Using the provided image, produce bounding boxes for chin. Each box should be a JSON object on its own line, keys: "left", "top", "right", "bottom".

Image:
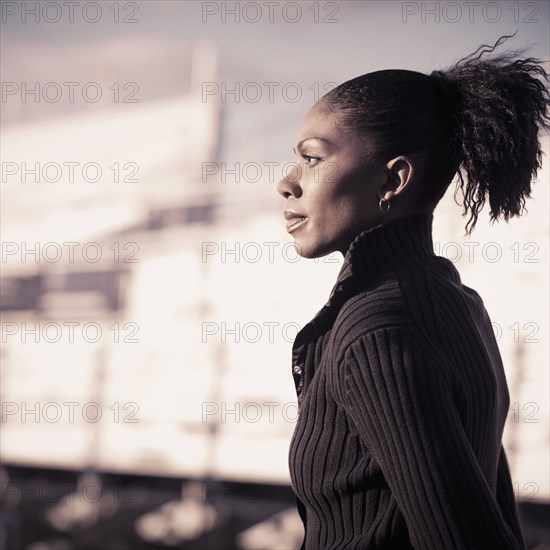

{"left": 293, "top": 237, "right": 335, "bottom": 260}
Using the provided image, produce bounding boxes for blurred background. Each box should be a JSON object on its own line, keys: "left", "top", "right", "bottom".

{"left": 0, "top": 1, "right": 548, "bottom": 549}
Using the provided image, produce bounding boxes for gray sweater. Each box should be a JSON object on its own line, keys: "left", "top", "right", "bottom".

{"left": 288, "top": 213, "right": 526, "bottom": 549}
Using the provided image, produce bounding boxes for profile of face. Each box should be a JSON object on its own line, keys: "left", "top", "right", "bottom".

{"left": 277, "top": 100, "right": 413, "bottom": 259}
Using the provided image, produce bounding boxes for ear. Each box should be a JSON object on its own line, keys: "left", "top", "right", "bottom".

{"left": 378, "top": 156, "right": 415, "bottom": 201}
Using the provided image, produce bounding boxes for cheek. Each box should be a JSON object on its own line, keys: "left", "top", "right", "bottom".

{"left": 307, "top": 191, "right": 363, "bottom": 246}
{"left": 313, "top": 173, "right": 381, "bottom": 245}
{"left": 317, "top": 165, "right": 371, "bottom": 216}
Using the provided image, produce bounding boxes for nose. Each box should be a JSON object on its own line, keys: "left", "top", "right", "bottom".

{"left": 276, "top": 163, "right": 302, "bottom": 199}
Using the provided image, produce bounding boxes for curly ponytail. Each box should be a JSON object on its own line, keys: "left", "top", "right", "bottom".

{"left": 432, "top": 33, "right": 550, "bottom": 233}
{"left": 323, "top": 33, "right": 550, "bottom": 234}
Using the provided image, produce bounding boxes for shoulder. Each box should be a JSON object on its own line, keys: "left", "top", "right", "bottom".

{"left": 329, "top": 274, "right": 413, "bottom": 365}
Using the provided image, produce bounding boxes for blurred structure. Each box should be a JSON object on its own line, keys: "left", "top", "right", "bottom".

{"left": 1, "top": 37, "right": 304, "bottom": 548}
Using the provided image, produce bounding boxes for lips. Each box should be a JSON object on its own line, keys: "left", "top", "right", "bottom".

{"left": 284, "top": 210, "right": 308, "bottom": 233}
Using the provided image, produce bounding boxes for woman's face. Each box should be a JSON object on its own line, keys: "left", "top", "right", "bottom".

{"left": 277, "top": 100, "right": 388, "bottom": 259}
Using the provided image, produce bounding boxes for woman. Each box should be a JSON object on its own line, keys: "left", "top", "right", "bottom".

{"left": 276, "top": 35, "right": 549, "bottom": 550}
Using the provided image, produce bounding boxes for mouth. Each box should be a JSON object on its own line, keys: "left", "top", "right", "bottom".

{"left": 286, "top": 217, "right": 308, "bottom": 233}
{"left": 284, "top": 210, "right": 308, "bottom": 234}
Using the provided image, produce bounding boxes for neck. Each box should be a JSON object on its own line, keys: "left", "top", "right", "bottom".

{"left": 332, "top": 212, "right": 436, "bottom": 294}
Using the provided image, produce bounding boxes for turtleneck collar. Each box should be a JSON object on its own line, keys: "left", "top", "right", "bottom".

{"left": 324, "top": 212, "right": 436, "bottom": 308}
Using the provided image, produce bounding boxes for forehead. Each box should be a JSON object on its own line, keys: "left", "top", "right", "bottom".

{"left": 296, "top": 100, "right": 345, "bottom": 145}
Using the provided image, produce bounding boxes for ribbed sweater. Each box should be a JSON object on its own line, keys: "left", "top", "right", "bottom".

{"left": 288, "top": 213, "right": 526, "bottom": 550}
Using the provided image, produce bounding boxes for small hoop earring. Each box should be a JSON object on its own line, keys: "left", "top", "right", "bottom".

{"left": 379, "top": 197, "right": 391, "bottom": 214}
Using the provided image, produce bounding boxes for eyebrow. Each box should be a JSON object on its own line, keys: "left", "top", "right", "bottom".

{"left": 293, "top": 136, "right": 331, "bottom": 153}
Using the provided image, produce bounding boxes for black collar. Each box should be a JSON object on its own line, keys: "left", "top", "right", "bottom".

{"left": 324, "top": 212, "right": 436, "bottom": 308}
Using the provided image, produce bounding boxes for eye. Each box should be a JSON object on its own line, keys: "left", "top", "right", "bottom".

{"left": 302, "top": 154, "right": 321, "bottom": 165}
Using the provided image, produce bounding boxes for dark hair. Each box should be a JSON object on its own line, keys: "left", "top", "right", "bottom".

{"left": 322, "top": 33, "right": 550, "bottom": 234}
